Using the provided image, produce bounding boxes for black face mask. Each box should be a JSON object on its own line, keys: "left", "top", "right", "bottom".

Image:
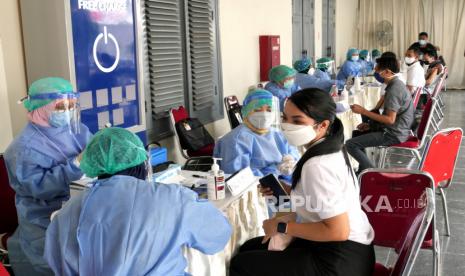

{"left": 423, "top": 60, "right": 430, "bottom": 65}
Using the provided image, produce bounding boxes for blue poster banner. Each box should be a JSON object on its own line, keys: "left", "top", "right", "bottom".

{"left": 70, "top": 0, "right": 140, "bottom": 133}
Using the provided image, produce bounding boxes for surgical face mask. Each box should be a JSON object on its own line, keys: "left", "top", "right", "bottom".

{"left": 281, "top": 123, "right": 317, "bottom": 147}
{"left": 374, "top": 72, "right": 385, "bottom": 83}
{"left": 351, "top": 56, "right": 359, "bottom": 62}
{"left": 283, "top": 79, "right": 295, "bottom": 89}
{"left": 419, "top": 39, "right": 427, "bottom": 46}
{"left": 405, "top": 57, "right": 416, "bottom": 65}
{"left": 49, "top": 110, "right": 72, "bottom": 127}
{"left": 248, "top": 111, "right": 274, "bottom": 130}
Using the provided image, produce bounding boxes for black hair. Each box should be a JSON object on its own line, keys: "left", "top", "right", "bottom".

{"left": 288, "top": 89, "right": 350, "bottom": 189}
{"left": 407, "top": 46, "right": 421, "bottom": 57}
{"left": 98, "top": 162, "right": 148, "bottom": 181}
{"left": 438, "top": 55, "right": 446, "bottom": 66}
{"left": 380, "top": 51, "right": 397, "bottom": 59}
{"left": 375, "top": 56, "right": 400, "bottom": 73}
{"left": 419, "top": 32, "right": 428, "bottom": 38}
{"left": 424, "top": 47, "right": 438, "bottom": 59}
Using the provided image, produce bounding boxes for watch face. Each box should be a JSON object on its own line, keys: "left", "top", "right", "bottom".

{"left": 277, "top": 222, "right": 287, "bottom": 234}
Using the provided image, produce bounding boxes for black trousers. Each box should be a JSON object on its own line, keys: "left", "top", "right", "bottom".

{"left": 229, "top": 237, "right": 375, "bottom": 276}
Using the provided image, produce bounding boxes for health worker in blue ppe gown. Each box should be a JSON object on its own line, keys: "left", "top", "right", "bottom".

{"left": 313, "top": 57, "right": 333, "bottom": 81}
{"left": 264, "top": 65, "right": 301, "bottom": 111}
{"left": 4, "top": 77, "right": 92, "bottom": 276}
{"left": 336, "top": 48, "right": 362, "bottom": 82}
{"left": 44, "top": 127, "right": 232, "bottom": 276}
{"left": 214, "top": 89, "right": 300, "bottom": 182}
{"left": 371, "top": 49, "right": 381, "bottom": 70}
{"left": 358, "top": 49, "right": 374, "bottom": 76}
{"left": 294, "top": 57, "right": 344, "bottom": 92}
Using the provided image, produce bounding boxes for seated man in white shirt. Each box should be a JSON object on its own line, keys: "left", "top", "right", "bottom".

{"left": 401, "top": 47, "right": 426, "bottom": 94}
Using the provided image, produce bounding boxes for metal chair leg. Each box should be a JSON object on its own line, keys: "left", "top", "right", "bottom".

{"left": 438, "top": 93, "right": 445, "bottom": 108}
{"left": 414, "top": 150, "right": 421, "bottom": 162}
{"left": 439, "top": 187, "right": 451, "bottom": 236}
{"left": 433, "top": 229, "right": 441, "bottom": 276}
{"left": 378, "top": 147, "right": 387, "bottom": 168}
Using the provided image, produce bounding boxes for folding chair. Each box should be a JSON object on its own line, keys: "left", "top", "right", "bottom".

{"left": 0, "top": 263, "right": 9, "bottom": 276}
{"left": 0, "top": 155, "right": 18, "bottom": 270}
{"left": 169, "top": 106, "right": 215, "bottom": 159}
{"left": 419, "top": 127, "right": 463, "bottom": 236}
{"left": 372, "top": 188, "right": 435, "bottom": 276}
{"left": 431, "top": 67, "right": 447, "bottom": 110}
{"left": 359, "top": 169, "right": 439, "bottom": 276}
{"left": 183, "top": 157, "right": 214, "bottom": 172}
{"left": 378, "top": 98, "right": 440, "bottom": 168}
{"left": 411, "top": 87, "right": 423, "bottom": 110}
{"left": 428, "top": 67, "right": 447, "bottom": 124}
{"left": 224, "top": 96, "right": 243, "bottom": 130}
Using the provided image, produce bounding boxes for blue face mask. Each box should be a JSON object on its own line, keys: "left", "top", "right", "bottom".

{"left": 374, "top": 72, "right": 385, "bottom": 83}
{"left": 351, "top": 56, "right": 359, "bottom": 62}
{"left": 49, "top": 111, "right": 72, "bottom": 127}
{"left": 283, "top": 79, "right": 295, "bottom": 89}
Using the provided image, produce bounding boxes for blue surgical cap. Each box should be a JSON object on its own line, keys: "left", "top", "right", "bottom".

{"left": 23, "top": 77, "right": 75, "bottom": 112}
{"left": 269, "top": 65, "right": 296, "bottom": 83}
{"left": 359, "top": 49, "right": 369, "bottom": 59}
{"left": 241, "top": 89, "right": 274, "bottom": 118}
{"left": 346, "top": 48, "right": 359, "bottom": 60}
{"left": 293, "top": 58, "right": 312, "bottom": 73}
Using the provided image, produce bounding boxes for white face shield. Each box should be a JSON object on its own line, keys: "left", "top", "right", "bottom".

{"left": 28, "top": 92, "right": 81, "bottom": 134}
{"left": 317, "top": 60, "right": 335, "bottom": 75}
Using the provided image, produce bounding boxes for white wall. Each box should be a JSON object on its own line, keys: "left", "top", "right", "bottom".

{"left": 0, "top": 0, "right": 28, "bottom": 138}
{"left": 0, "top": 39, "right": 14, "bottom": 152}
{"left": 160, "top": 0, "right": 294, "bottom": 163}
{"left": 334, "top": 0, "right": 358, "bottom": 68}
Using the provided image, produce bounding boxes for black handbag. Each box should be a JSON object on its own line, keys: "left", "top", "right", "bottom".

{"left": 175, "top": 118, "right": 214, "bottom": 152}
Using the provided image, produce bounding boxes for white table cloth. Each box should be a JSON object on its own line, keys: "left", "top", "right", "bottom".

{"left": 334, "top": 85, "right": 382, "bottom": 142}
{"left": 184, "top": 183, "right": 268, "bottom": 276}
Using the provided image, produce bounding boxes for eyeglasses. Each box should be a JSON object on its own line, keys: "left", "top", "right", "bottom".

{"left": 55, "top": 99, "right": 77, "bottom": 112}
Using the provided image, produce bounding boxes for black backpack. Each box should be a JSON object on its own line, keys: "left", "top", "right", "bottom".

{"left": 175, "top": 118, "right": 214, "bottom": 152}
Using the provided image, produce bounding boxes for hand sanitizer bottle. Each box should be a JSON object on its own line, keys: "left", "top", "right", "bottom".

{"left": 207, "top": 158, "right": 225, "bottom": 200}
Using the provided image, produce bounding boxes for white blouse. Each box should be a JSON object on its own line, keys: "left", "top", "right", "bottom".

{"left": 291, "top": 151, "right": 374, "bottom": 245}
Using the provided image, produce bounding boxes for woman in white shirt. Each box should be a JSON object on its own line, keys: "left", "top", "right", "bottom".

{"left": 230, "top": 89, "right": 375, "bottom": 276}
{"left": 402, "top": 47, "right": 426, "bottom": 93}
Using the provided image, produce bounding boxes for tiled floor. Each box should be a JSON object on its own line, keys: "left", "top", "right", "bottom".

{"left": 375, "top": 90, "right": 465, "bottom": 276}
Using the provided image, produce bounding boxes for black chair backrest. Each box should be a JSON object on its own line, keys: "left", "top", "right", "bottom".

{"left": 183, "top": 157, "right": 214, "bottom": 172}
{"left": 224, "top": 96, "right": 243, "bottom": 129}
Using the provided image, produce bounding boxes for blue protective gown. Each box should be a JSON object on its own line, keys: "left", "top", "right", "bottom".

{"left": 264, "top": 81, "right": 301, "bottom": 111}
{"left": 336, "top": 60, "right": 362, "bottom": 82}
{"left": 4, "top": 122, "right": 91, "bottom": 275}
{"left": 366, "top": 60, "right": 375, "bottom": 73}
{"left": 213, "top": 125, "right": 300, "bottom": 180}
{"left": 44, "top": 176, "right": 232, "bottom": 276}
{"left": 295, "top": 73, "right": 345, "bottom": 92}
{"left": 358, "top": 59, "right": 374, "bottom": 76}
{"left": 313, "top": 69, "right": 331, "bottom": 81}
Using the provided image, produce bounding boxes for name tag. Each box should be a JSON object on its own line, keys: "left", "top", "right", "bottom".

{"left": 226, "top": 167, "right": 256, "bottom": 196}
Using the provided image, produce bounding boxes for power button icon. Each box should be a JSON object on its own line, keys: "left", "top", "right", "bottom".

{"left": 93, "top": 26, "right": 120, "bottom": 73}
